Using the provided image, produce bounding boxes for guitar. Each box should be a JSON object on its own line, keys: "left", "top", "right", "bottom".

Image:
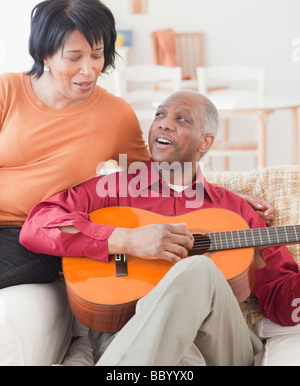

{"left": 63, "top": 206, "right": 300, "bottom": 333}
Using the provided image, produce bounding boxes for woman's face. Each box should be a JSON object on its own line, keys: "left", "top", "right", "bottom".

{"left": 44, "top": 30, "right": 105, "bottom": 106}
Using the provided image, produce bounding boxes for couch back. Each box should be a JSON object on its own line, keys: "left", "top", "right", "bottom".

{"left": 205, "top": 165, "right": 300, "bottom": 324}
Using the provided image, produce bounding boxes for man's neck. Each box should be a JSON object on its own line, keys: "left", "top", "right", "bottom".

{"left": 156, "top": 162, "right": 198, "bottom": 187}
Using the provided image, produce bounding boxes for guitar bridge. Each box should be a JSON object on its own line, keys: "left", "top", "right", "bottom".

{"left": 115, "top": 254, "right": 128, "bottom": 277}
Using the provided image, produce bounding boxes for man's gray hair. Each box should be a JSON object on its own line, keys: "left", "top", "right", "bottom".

{"left": 201, "top": 94, "right": 219, "bottom": 136}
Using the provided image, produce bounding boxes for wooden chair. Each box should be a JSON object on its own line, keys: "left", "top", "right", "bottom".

{"left": 197, "top": 65, "right": 266, "bottom": 170}
{"left": 151, "top": 29, "right": 204, "bottom": 90}
{"left": 113, "top": 64, "right": 182, "bottom": 141}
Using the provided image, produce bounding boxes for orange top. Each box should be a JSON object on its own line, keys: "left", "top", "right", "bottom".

{"left": 0, "top": 72, "right": 150, "bottom": 225}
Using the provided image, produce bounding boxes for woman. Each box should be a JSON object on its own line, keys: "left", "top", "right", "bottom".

{"left": 0, "top": 0, "right": 150, "bottom": 288}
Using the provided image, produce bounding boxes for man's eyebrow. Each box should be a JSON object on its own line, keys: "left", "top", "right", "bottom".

{"left": 173, "top": 107, "right": 193, "bottom": 118}
{"left": 179, "top": 107, "right": 192, "bottom": 115}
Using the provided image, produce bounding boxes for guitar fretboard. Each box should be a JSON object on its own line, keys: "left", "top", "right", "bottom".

{"left": 206, "top": 225, "right": 300, "bottom": 252}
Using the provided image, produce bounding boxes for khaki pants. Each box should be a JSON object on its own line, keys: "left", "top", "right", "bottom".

{"left": 91, "top": 255, "right": 262, "bottom": 366}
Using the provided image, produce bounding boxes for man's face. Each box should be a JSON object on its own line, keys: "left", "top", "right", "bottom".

{"left": 148, "top": 92, "right": 208, "bottom": 166}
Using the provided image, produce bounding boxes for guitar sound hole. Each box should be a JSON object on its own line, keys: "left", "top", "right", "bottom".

{"left": 188, "top": 233, "right": 211, "bottom": 256}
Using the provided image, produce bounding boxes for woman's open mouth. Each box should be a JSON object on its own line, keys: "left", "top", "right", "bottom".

{"left": 74, "top": 81, "right": 94, "bottom": 92}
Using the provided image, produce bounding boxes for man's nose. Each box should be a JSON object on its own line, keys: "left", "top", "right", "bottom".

{"left": 159, "top": 117, "right": 175, "bottom": 131}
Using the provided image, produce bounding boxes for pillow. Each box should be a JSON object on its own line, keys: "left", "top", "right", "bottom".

{"left": 252, "top": 316, "right": 300, "bottom": 366}
{"left": 256, "top": 316, "right": 300, "bottom": 339}
{"left": 254, "top": 165, "right": 300, "bottom": 268}
{"left": 0, "top": 281, "right": 73, "bottom": 366}
{"left": 263, "top": 334, "right": 300, "bottom": 366}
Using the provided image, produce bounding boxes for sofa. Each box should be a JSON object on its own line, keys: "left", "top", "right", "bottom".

{"left": 0, "top": 164, "right": 299, "bottom": 366}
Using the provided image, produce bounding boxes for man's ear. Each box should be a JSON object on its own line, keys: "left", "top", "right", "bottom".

{"left": 199, "top": 134, "right": 214, "bottom": 154}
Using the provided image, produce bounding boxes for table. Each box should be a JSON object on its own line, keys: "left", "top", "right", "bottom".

{"left": 208, "top": 95, "right": 300, "bottom": 170}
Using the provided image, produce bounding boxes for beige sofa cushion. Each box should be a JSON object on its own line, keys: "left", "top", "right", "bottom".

{"left": 205, "top": 165, "right": 300, "bottom": 325}
{"left": 0, "top": 281, "right": 73, "bottom": 365}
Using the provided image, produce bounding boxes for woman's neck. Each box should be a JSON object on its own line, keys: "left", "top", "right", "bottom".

{"left": 30, "top": 71, "right": 84, "bottom": 109}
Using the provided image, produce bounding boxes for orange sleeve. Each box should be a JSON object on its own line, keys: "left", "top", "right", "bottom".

{"left": 112, "top": 102, "right": 151, "bottom": 167}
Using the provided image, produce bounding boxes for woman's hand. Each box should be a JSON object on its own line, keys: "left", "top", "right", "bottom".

{"left": 238, "top": 193, "right": 275, "bottom": 225}
{"left": 108, "top": 223, "right": 194, "bottom": 264}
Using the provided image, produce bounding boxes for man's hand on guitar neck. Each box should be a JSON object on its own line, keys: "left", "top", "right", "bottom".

{"left": 108, "top": 223, "right": 194, "bottom": 264}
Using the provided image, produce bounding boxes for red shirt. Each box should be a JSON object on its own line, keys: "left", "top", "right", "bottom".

{"left": 20, "top": 159, "right": 300, "bottom": 326}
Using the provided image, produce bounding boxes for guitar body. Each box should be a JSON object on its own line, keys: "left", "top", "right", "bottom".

{"left": 63, "top": 207, "right": 255, "bottom": 332}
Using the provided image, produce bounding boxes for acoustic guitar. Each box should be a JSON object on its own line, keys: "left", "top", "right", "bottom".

{"left": 63, "top": 206, "right": 300, "bottom": 332}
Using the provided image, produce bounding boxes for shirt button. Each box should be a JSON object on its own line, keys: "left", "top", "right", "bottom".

{"left": 94, "top": 242, "right": 99, "bottom": 248}
{"left": 94, "top": 233, "right": 100, "bottom": 237}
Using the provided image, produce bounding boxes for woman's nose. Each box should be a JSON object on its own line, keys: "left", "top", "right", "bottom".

{"left": 79, "top": 59, "right": 94, "bottom": 76}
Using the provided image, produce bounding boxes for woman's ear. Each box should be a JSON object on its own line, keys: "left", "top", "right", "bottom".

{"left": 199, "top": 134, "right": 214, "bottom": 154}
{"left": 43, "top": 57, "right": 50, "bottom": 69}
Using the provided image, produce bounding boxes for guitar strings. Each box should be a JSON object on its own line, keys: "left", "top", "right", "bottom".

{"left": 191, "top": 226, "right": 300, "bottom": 251}
{"left": 193, "top": 227, "right": 300, "bottom": 242}
{"left": 192, "top": 233, "right": 300, "bottom": 244}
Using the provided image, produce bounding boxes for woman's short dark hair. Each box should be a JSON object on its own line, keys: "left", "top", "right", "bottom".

{"left": 27, "top": 0, "right": 116, "bottom": 79}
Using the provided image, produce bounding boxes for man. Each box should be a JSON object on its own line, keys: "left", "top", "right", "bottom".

{"left": 20, "top": 91, "right": 299, "bottom": 366}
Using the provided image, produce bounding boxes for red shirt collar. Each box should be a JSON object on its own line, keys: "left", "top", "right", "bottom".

{"left": 137, "top": 159, "right": 221, "bottom": 202}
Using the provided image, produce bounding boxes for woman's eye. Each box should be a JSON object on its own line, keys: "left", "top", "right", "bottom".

{"left": 92, "top": 54, "right": 103, "bottom": 59}
{"left": 66, "top": 56, "right": 80, "bottom": 62}
{"left": 92, "top": 48, "right": 104, "bottom": 59}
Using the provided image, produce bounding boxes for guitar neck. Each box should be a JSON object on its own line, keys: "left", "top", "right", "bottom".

{"left": 206, "top": 225, "right": 300, "bottom": 252}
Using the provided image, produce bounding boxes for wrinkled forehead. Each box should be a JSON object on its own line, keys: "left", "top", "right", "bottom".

{"left": 158, "top": 92, "right": 204, "bottom": 118}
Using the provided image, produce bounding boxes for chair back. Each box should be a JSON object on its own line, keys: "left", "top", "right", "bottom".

{"left": 197, "top": 65, "right": 266, "bottom": 97}
{"left": 175, "top": 32, "right": 205, "bottom": 79}
{"left": 196, "top": 65, "right": 266, "bottom": 171}
{"left": 151, "top": 30, "right": 204, "bottom": 80}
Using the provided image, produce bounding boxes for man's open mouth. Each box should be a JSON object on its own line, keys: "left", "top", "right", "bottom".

{"left": 156, "top": 138, "right": 172, "bottom": 145}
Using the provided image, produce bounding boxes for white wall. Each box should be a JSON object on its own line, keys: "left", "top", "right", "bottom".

{"left": 1, "top": 0, "right": 300, "bottom": 170}
{"left": 106, "top": 0, "right": 300, "bottom": 99}
{"left": 0, "top": 0, "right": 37, "bottom": 73}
